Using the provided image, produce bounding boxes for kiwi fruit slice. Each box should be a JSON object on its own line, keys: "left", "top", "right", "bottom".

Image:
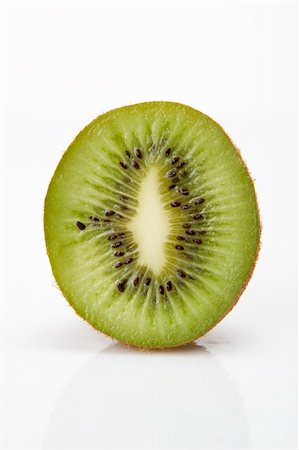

{"left": 44, "top": 102, "right": 260, "bottom": 349}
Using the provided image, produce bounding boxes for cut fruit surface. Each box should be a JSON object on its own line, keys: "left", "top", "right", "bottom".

{"left": 44, "top": 102, "right": 260, "bottom": 348}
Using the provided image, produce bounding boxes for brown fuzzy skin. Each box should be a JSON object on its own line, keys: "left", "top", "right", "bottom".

{"left": 45, "top": 101, "right": 261, "bottom": 350}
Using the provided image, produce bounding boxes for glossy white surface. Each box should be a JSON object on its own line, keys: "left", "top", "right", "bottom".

{"left": 2, "top": 276, "right": 297, "bottom": 449}
{"left": 1, "top": 1, "right": 297, "bottom": 449}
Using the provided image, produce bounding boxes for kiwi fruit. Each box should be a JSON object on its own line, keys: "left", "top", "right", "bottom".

{"left": 44, "top": 101, "right": 260, "bottom": 349}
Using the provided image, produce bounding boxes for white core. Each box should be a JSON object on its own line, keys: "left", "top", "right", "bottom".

{"left": 127, "top": 167, "right": 170, "bottom": 274}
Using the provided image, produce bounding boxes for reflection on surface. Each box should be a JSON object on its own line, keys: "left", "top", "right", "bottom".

{"left": 44, "top": 343, "right": 251, "bottom": 449}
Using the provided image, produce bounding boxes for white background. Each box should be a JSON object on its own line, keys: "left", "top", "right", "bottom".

{"left": 1, "top": 1, "right": 297, "bottom": 449}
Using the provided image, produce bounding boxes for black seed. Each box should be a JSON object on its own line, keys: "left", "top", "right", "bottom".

{"left": 194, "top": 198, "right": 205, "bottom": 205}
{"left": 176, "top": 235, "right": 186, "bottom": 241}
{"left": 132, "top": 160, "right": 140, "bottom": 169}
{"left": 172, "top": 156, "right": 180, "bottom": 165}
{"left": 117, "top": 281, "right": 126, "bottom": 292}
{"left": 133, "top": 277, "right": 139, "bottom": 287}
{"left": 125, "top": 150, "right": 131, "bottom": 158}
{"left": 105, "top": 210, "right": 115, "bottom": 217}
{"left": 177, "top": 269, "right": 187, "bottom": 278}
{"left": 193, "top": 238, "right": 203, "bottom": 244}
{"left": 180, "top": 188, "right": 189, "bottom": 196}
{"left": 181, "top": 204, "right": 191, "bottom": 210}
{"left": 183, "top": 223, "right": 191, "bottom": 228}
{"left": 108, "top": 234, "right": 118, "bottom": 240}
{"left": 76, "top": 221, "right": 86, "bottom": 230}
{"left": 145, "top": 277, "right": 151, "bottom": 286}
{"left": 89, "top": 216, "right": 99, "bottom": 222}
{"left": 103, "top": 219, "right": 111, "bottom": 223}
{"left": 186, "top": 229, "right": 196, "bottom": 236}
{"left": 114, "top": 262, "right": 123, "bottom": 268}
{"left": 114, "top": 251, "right": 125, "bottom": 257}
{"left": 199, "top": 230, "right": 206, "bottom": 235}
{"left": 177, "top": 162, "right": 186, "bottom": 169}
{"left": 115, "top": 213, "right": 124, "bottom": 219}
{"left": 159, "top": 286, "right": 165, "bottom": 295}
{"left": 112, "top": 242, "right": 122, "bottom": 248}
{"left": 193, "top": 213, "right": 203, "bottom": 220}
{"left": 175, "top": 245, "right": 184, "bottom": 250}
{"left": 169, "top": 184, "right": 176, "bottom": 190}
{"left": 165, "top": 148, "right": 172, "bottom": 157}
{"left": 120, "top": 161, "right": 128, "bottom": 169}
{"left": 166, "top": 281, "right": 173, "bottom": 292}
{"left": 167, "top": 170, "right": 177, "bottom": 178}
{"left": 171, "top": 201, "right": 181, "bottom": 207}
{"left": 135, "top": 148, "right": 143, "bottom": 159}
{"left": 124, "top": 258, "right": 133, "bottom": 265}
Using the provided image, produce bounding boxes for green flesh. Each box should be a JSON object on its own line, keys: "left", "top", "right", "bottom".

{"left": 44, "top": 102, "right": 260, "bottom": 348}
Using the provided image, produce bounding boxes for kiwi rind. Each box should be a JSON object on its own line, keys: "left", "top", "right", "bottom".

{"left": 44, "top": 101, "right": 261, "bottom": 349}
